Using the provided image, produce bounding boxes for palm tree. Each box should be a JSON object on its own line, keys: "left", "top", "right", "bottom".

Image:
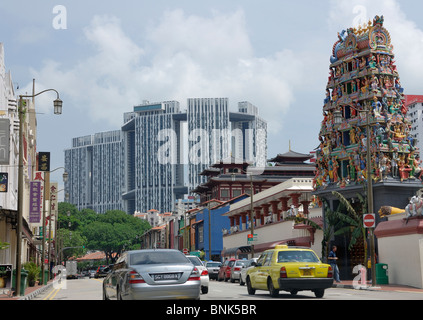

{"left": 331, "top": 191, "right": 368, "bottom": 266}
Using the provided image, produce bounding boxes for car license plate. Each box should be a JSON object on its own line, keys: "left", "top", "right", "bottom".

{"left": 153, "top": 273, "right": 180, "bottom": 281}
{"left": 302, "top": 269, "right": 312, "bottom": 276}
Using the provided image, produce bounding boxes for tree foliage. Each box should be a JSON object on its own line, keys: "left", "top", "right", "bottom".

{"left": 58, "top": 203, "right": 151, "bottom": 263}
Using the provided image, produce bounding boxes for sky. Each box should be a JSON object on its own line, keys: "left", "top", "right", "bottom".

{"left": 1, "top": 0, "right": 423, "bottom": 189}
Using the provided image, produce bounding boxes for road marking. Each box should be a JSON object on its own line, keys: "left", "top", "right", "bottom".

{"left": 43, "top": 287, "right": 61, "bottom": 300}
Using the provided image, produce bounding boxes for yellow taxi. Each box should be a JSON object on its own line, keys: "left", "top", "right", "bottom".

{"left": 246, "top": 245, "right": 333, "bottom": 298}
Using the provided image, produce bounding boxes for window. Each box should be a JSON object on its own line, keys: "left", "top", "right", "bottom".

{"left": 221, "top": 189, "right": 229, "bottom": 198}
{"left": 277, "top": 250, "right": 320, "bottom": 263}
{"left": 232, "top": 189, "right": 242, "bottom": 197}
{"left": 263, "top": 252, "right": 273, "bottom": 266}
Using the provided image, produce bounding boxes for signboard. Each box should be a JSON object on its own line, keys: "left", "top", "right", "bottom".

{"left": 247, "top": 233, "right": 258, "bottom": 242}
{"left": 50, "top": 182, "right": 58, "bottom": 212}
{"left": 0, "top": 173, "right": 7, "bottom": 192}
{"left": 29, "top": 181, "right": 42, "bottom": 223}
{"left": 0, "top": 264, "right": 12, "bottom": 290}
{"left": 0, "top": 119, "right": 10, "bottom": 165}
{"left": 363, "top": 213, "right": 376, "bottom": 228}
{"left": 38, "top": 152, "right": 50, "bottom": 172}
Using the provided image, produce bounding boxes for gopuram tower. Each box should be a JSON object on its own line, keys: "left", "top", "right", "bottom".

{"left": 313, "top": 16, "right": 422, "bottom": 276}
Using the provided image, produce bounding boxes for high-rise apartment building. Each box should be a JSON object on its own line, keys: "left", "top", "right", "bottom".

{"left": 406, "top": 95, "right": 423, "bottom": 156}
{"left": 121, "top": 101, "right": 185, "bottom": 215}
{"left": 64, "top": 130, "right": 123, "bottom": 213}
{"left": 64, "top": 98, "right": 267, "bottom": 214}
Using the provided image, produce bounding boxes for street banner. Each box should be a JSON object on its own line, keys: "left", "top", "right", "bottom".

{"left": 50, "top": 182, "right": 58, "bottom": 212}
{"left": 0, "top": 173, "right": 7, "bottom": 192}
{"left": 38, "top": 152, "right": 50, "bottom": 172}
{"left": 0, "top": 119, "right": 10, "bottom": 165}
{"left": 29, "top": 181, "right": 42, "bottom": 223}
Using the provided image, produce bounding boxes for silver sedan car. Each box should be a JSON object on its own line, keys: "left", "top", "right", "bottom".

{"left": 103, "top": 249, "right": 201, "bottom": 300}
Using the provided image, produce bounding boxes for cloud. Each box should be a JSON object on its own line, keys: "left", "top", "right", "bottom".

{"left": 26, "top": 9, "right": 306, "bottom": 134}
{"left": 327, "top": 0, "right": 423, "bottom": 93}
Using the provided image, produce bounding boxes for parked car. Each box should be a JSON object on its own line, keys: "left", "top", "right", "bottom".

{"left": 89, "top": 270, "right": 96, "bottom": 278}
{"left": 186, "top": 255, "right": 209, "bottom": 294}
{"left": 218, "top": 258, "right": 238, "bottom": 282}
{"left": 205, "top": 261, "right": 222, "bottom": 280}
{"left": 239, "top": 258, "right": 258, "bottom": 286}
{"left": 95, "top": 265, "right": 111, "bottom": 278}
{"left": 102, "top": 249, "right": 201, "bottom": 300}
{"left": 246, "top": 245, "right": 333, "bottom": 298}
{"left": 230, "top": 260, "right": 247, "bottom": 283}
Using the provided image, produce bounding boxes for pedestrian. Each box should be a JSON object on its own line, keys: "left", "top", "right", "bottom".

{"left": 328, "top": 245, "right": 341, "bottom": 283}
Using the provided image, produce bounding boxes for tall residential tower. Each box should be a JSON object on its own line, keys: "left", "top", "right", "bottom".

{"left": 64, "top": 98, "right": 267, "bottom": 214}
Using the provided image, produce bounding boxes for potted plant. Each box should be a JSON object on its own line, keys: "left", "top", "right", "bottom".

{"left": 23, "top": 261, "right": 40, "bottom": 287}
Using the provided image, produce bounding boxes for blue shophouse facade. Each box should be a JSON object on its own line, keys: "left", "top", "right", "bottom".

{"left": 194, "top": 195, "right": 248, "bottom": 261}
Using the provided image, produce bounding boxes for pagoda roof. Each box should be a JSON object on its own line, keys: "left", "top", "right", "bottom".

{"left": 210, "top": 155, "right": 252, "bottom": 168}
{"left": 268, "top": 150, "right": 314, "bottom": 164}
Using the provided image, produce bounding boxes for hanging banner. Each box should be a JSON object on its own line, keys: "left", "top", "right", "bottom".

{"left": 29, "top": 181, "right": 42, "bottom": 223}
{"left": 38, "top": 152, "right": 50, "bottom": 172}
{"left": 0, "top": 119, "right": 10, "bottom": 165}
{"left": 50, "top": 182, "right": 58, "bottom": 212}
{"left": 0, "top": 173, "right": 7, "bottom": 192}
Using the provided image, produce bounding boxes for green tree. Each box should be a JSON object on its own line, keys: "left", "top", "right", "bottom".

{"left": 58, "top": 228, "right": 87, "bottom": 261}
{"left": 82, "top": 210, "right": 150, "bottom": 263}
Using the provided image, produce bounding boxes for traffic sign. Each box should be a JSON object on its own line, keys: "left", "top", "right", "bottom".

{"left": 247, "top": 234, "right": 258, "bottom": 242}
{"left": 363, "top": 213, "right": 376, "bottom": 228}
{"left": 183, "top": 248, "right": 189, "bottom": 255}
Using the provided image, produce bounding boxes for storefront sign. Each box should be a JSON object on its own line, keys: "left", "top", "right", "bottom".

{"left": 38, "top": 152, "right": 50, "bottom": 172}
{"left": 29, "top": 181, "right": 42, "bottom": 223}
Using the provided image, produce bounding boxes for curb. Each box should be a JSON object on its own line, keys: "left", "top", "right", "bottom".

{"left": 18, "top": 282, "right": 54, "bottom": 300}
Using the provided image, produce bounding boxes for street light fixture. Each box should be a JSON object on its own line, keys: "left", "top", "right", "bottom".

{"left": 15, "top": 88, "right": 63, "bottom": 296}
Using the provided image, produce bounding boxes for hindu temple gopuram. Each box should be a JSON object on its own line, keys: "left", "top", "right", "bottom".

{"left": 314, "top": 15, "right": 422, "bottom": 204}
{"left": 312, "top": 15, "right": 423, "bottom": 280}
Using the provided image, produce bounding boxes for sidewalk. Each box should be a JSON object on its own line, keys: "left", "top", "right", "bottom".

{"left": 332, "top": 280, "right": 423, "bottom": 293}
{"left": 0, "top": 281, "right": 53, "bottom": 300}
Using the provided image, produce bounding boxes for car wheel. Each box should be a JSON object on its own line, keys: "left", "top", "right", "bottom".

{"left": 314, "top": 289, "right": 325, "bottom": 298}
{"left": 267, "top": 278, "right": 279, "bottom": 297}
{"left": 224, "top": 274, "right": 228, "bottom": 282}
{"left": 246, "top": 277, "right": 255, "bottom": 295}
{"left": 230, "top": 277, "right": 235, "bottom": 283}
{"left": 201, "top": 286, "right": 208, "bottom": 294}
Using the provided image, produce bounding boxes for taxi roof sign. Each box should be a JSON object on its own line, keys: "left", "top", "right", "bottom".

{"left": 274, "top": 245, "right": 289, "bottom": 249}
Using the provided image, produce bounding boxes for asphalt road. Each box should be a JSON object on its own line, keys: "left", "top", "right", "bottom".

{"left": 33, "top": 277, "right": 423, "bottom": 301}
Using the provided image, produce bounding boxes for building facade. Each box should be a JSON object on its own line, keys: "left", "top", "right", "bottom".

{"left": 65, "top": 98, "right": 267, "bottom": 214}
{"left": 313, "top": 16, "right": 423, "bottom": 280}
{"left": 64, "top": 130, "right": 124, "bottom": 213}
{"left": 405, "top": 95, "right": 423, "bottom": 157}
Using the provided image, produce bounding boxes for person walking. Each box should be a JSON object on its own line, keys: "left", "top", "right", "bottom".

{"left": 328, "top": 245, "right": 341, "bottom": 283}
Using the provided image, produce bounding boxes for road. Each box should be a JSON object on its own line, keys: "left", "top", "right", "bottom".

{"left": 33, "top": 277, "right": 423, "bottom": 301}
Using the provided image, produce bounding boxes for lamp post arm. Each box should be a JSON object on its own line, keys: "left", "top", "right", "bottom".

{"left": 19, "top": 88, "right": 61, "bottom": 100}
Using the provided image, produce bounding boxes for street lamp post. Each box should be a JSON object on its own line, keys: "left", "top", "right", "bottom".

{"left": 15, "top": 89, "right": 62, "bottom": 296}
{"left": 334, "top": 102, "right": 376, "bottom": 287}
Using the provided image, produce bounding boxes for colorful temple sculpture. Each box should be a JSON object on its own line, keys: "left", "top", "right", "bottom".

{"left": 314, "top": 15, "right": 422, "bottom": 190}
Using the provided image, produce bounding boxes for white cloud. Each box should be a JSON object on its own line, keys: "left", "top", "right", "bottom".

{"left": 26, "top": 9, "right": 306, "bottom": 135}
{"left": 327, "top": 0, "right": 423, "bottom": 93}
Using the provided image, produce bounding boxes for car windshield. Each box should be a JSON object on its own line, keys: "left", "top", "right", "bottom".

{"left": 130, "top": 251, "right": 190, "bottom": 265}
{"left": 187, "top": 256, "right": 203, "bottom": 266}
{"left": 277, "top": 250, "right": 320, "bottom": 263}
{"left": 206, "top": 262, "right": 221, "bottom": 267}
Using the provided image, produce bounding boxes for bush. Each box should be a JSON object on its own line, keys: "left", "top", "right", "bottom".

{"left": 23, "top": 261, "right": 40, "bottom": 287}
